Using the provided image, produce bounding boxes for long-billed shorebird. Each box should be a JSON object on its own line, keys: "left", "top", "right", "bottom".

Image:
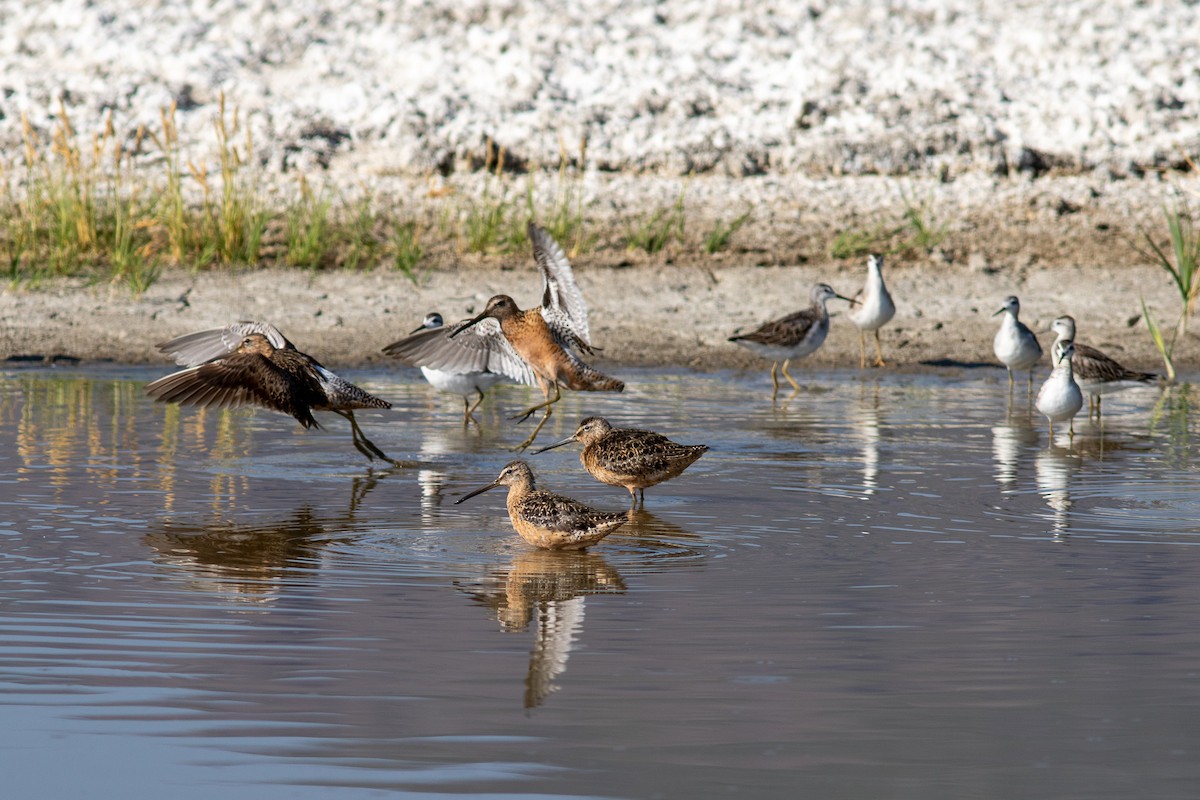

{"left": 388, "top": 223, "right": 621, "bottom": 449}
{"left": 383, "top": 311, "right": 512, "bottom": 421}
{"left": 534, "top": 416, "right": 709, "bottom": 509}
{"left": 849, "top": 254, "right": 896, "bottom": 368}
{"left": 1036, "top": 340, "right": 1084, "bottom": 438}
{"left": 993, "top": 295, "right": 1043, "bottom": 392}
{"left": 146, "top": 321, "right": 395, "bottom": 462}
{"left": 729, "top": 283, "right": 854, "bottom": 396}
{"left": 1048, "top": 314, "right": 1156, "bottom": 418}
{"left": 455, "top": 460, "right": 627, "bottom": 550}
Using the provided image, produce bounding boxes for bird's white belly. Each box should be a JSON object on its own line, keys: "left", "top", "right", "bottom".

{"left": 421, "top": 367, "right": 505, "bottom": 396}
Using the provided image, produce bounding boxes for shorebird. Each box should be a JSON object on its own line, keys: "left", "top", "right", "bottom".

{"left": 1048, "top": 314, "right": 1156, "bottom": 418}
{"left": 849, "top": 254, "right": 896, "bottom": 368}
{"left": 728, "top": 283, "right": 854, "bottom": 396}
{"left": 993, "top": 295, "right": 1043, "bottom": 391}
{"left": 534, "top": 416, "right": 708, "bottom": 509}
{"left": 390, "top": 223, "right": 621, "bottom": 449}
{"left": 382, "top": 311, "right": 511, "bottom": 421}
{"left": 1036, "top": 340, "right": 1084, "bottom": 438}
{"left": 146, "top": 321, "right": 395, "bottom": 462}
{"left": 455, "top": 460, "right": 628, "bottom": 550}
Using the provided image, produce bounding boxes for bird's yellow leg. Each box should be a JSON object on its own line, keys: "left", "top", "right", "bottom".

{"left": 780, "top": 359, "right": 801, "bottom": 391}
{"left": 858, "top": 330, "right": 867, "bottom": 369}
{"left": 874, "top": 330, "right": 887, "bottom": 367}
{"left": 513, "top": 406, "right": 553, "bottom": 451}
{"left": 770, "top": 362, "right": 780, "bottom": 397}
{"left": 512, "top": 382, "right": 559, "bottom": 423}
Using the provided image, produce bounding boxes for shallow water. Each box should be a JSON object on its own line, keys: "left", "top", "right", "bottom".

{"left": 2, "top": 364, "right": 1199, "bottom": 799}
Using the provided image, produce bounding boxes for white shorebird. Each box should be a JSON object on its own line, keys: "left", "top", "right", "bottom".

{"left": 1036, "top": 340, "right": 1084, "bottom": 438}
{"left": 1048, "top": 315, "right": 1156, "bottom": 418}
{"left": 729, "top": 283, "right": 854, "bottom": 396}
{"left": 383, "top": 311, "right": 511, "bottom": 421}
{"left": 849, "top": 253, "right": 896, "bottom": 368}
{"left": 993, "top": 295, "right": 1043, "bottom": 391}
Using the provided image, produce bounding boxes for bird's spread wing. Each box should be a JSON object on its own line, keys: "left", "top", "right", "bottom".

{"left": 383, "top": 317, "right": 537, "bottom": 387}
{"left": 529, "top": 223, "right": 590, "bottom": 344}
{"left": 156, "top": 321, "right": 293, "bottom": 366}
{"left": 144, "top": 352, "right": 320, "bottom": 428}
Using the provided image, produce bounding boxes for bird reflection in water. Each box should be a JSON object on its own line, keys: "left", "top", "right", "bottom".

{"left": 1035, "top": 445, "right": 1081, "bottom": 539}
{"left": 851, "top": 384, "right": 884, "bottom": 497}
{"left": 461, "top": 549, "right": 626, "bottom": 710}
{"left": 992, "top": 403, "right": 1039, "bottom": 491}
{"left": 143, "top": 470, "right": 396, "bottom": 604}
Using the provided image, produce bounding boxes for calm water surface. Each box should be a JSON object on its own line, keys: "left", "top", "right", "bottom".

{"left": 2, "top": 365, "right": 1199, "bottom": 799}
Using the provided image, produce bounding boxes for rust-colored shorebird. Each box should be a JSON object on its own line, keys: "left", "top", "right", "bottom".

{"left": 145, "top": 321, "right": 395, "bottom": 462}
{"left": 431, "top": 224, "right": 623, "bottom": 449}
{"left": 456, "top": 460, "right": 628, "bottom": 550}
{"left": 729, "top": 283, "right": 854, "bottom": 396}
{"left": 534, "top": 416, "right": 708, "bottom": 509}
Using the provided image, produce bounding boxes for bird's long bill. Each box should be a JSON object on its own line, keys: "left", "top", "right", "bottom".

{"left": 455, "top": 480, "right": 500, "bottom": 504}
{"left": 991, "top": 307, "right": 1005, "bottom": 317}
{"left": 448, "top": 312, "right": 488, "bottom": 339}
{"left": 838, "top": 293, "right": 859, "bottom": 307}
{"left": 409, "top": 322, "right": 427, "bottom": 334}
{"left": 530, "top": 435, "right": 577, "bottom": 454}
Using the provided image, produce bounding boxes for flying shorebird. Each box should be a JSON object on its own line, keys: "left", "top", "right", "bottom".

{"left": 145, "top": 321, "right": 395, "bottom": 462}
{"left": 534, "top": 416, "right": 709, "bottom": 509}
{"left": 1047, "top": 314, "right": 1157, "bottom": 418}
{"left": 993, "top": 295, "right": 1043, "bottom": 392}
{"left": 384, "top": 224, "right": 591, "bottom": 430}
{"left": 455, "top": 460, "right": 628, "bottom": 550}
{"left": 849, "top": 254, "right": 896, "bottom": 368}
{"left": 1036, "top": 340, "right": 1084, "bottom": 438}
{"left": 728, "top": 283, "right": 854, "bottom": 396}
{"left": 382, "top": 311, "right": 512, "bottom": 422}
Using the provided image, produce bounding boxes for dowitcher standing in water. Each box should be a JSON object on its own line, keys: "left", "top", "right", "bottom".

{"left": 993, "top": 295, "right": 1043, "bottom": 392}
{"left": 535, "top": 416, "right": 708, "bottom": 509}
{"left": 146, "top": 321, "right": 395, "bottom": 462}
{"left": 1036, "top": 340, "right": 1084, "bottom": 438}
{"left": 456, "top": 460, "right": 627, "bottom": 550}
{"left": 1048, "top": 314, "right": 1156, "bottom": 418}
{"left": 382, "top": 311, "right": 512, "bottom": 422}
{"left": 849, "top": 254, "right": 896, "bottom": 368}
{"left": 729, "top": 283, "right": 854, "bottom": 396}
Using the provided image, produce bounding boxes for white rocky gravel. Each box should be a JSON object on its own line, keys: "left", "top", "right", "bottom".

{"left": 3, "top": 0, "right": 1198, "bottom": 179}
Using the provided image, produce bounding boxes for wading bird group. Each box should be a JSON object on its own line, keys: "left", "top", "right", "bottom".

{"left": 145, "top": 224, "right": 1159, "bottom": 550}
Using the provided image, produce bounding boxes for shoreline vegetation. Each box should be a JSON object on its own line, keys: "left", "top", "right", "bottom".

{"left": 2, "top": 102, "right": 1199, "bottom": 374}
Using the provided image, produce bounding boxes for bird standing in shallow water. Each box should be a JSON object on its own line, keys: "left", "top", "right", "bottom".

{"left": 382, "top": 311, "right": 511, "bottom": 422}
{"left": 456, "top": 460, "right": 627, "bottom": 550}
{"left": 535, "top": 416, "right": 708, "bottom": 509}
{"left": 729, "top": 283, "right": 854, "bottom": 397}
{"left": 993, "top": 295, "right": 1043, "bottom": 392}
{"left": 1036, "top": 340, "right": 1084, "bottom": 438}
{"left": 849, "top": 254, "right": 896, "bottom": 368}
{"left": 1048, "top": 314, "right": 1156, "bottom": 418}
{"left": 146, "top": 321, "right": 395, "bottom": 463}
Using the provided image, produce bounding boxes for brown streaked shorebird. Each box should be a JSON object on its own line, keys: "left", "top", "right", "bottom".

{"left": 534, "top": 416, "right": 708, "bottom": 509}
{"left": 146, "top": 321, "right": 395, "bottom": 463}
{"left": 1048, "top": 314, "right": 1157, "bottom": 418}
{"left": 456, "top": 460, "right": 627, "bottom": 550}
{"left": 728, "top": 283, "right": 854, "bottom": 396}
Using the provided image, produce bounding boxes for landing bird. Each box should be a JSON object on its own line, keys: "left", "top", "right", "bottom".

{"left": 993, "top": 295, "right": 1043, "bottom": 392}
{"left": 146, "top": 321, "right": 395, "bottom": 462}
{"left": 849, "top": 254, "right": 896, "bottom": 368}
{"left": 389, "top": 223, "right": 620, "bottom": 449}
{"left": 535, "top": 416, "right": 708, "bottom": 509}
{"left": 455, "top": 460, "right": 627, "bottom": 550}
{"left": 728, "top": 283, "right": 854, "bottom": 396}
{"left": 453, "top": 294, "right": 624, "bottom": 449}
{"left": 1036, "top": 340, "right": 1084, "bottom": 438}
{"left": 382, "top": 311, "right": 511, "bottom": 421}
{"left": 1048, "top": 314, "right": 1156, "bottom": 418}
